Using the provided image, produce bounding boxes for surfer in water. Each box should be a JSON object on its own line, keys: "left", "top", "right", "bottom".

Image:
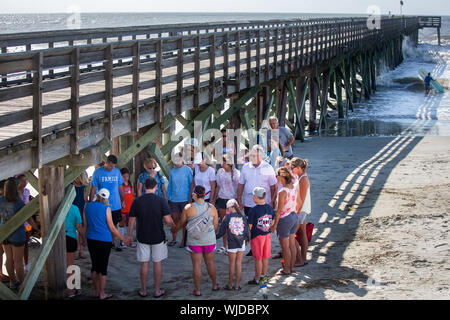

{"left": 424, "top": 72, "right": 433, "bottom": 95}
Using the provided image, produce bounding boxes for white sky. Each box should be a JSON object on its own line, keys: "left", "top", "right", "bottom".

{"left": 1, "top": 0, "right": 449, "bottom": 15}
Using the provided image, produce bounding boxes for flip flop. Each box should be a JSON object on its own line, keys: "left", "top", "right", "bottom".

{"left": 278, "top": 270, "right": 291, "bottom": 276}
{"left": 190, "top": 290, "right": 202, "bottom": 297}
{"left": 224, "top": 285, "right": 233, "bottom": 291}
{"left": 167, "top": 241, "right": 177, "bottom": 247}
{"left": 295, "top": 262, "right": 309, "bottom": 268}
{"left": 233, "top": 286, "right": 242, "bottom": 291}
{"left": 100, "top": 293, "right": 113, "bottom": 300}
{"left": 153, "top": 289, "right": 165, "bottom": 298}
{"left": 212, "top": 284, "right": 220, "bottom": 291}
{"left": 138, "top": 290, "right": 147, "bottom": 298}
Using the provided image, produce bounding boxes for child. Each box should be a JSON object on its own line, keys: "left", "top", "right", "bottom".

{"left": 216, "top": 199, "right": 249, "bottom": 291}
{"left": 247, "top": 187, "right": 276, "bottom": 285}
{"left": 120, "top": 168, "right": 135, "bottom": 248}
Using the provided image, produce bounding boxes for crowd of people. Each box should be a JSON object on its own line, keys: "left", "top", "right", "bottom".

{"left": 0, "top": 116, "right": 312, "bottom": 299}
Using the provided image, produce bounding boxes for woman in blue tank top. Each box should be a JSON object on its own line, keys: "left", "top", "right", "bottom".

{"left": 83, "top": 188, "right": 130, "bottom": 300}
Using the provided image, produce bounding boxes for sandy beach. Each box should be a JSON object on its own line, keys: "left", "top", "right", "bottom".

{"left": 12, "top": 134, "right": 446, "bottom": 300}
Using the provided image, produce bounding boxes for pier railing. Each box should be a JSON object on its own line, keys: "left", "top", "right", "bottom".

{"left": 418, "top": 16, "right": 441, "bottom": 28}
{"left": 0, "top": 16, "right": 420, "bottom": 175}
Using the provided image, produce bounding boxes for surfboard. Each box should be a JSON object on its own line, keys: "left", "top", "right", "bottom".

{"left": 418, "top": 69, "right": 444, "bottom": 93}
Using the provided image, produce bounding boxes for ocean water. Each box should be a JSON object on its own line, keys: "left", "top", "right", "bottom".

{"left": 320, "top": 16, "right": 450, "bottom": 137}
{"left": 0, "top": 13, "right": 449, "bottom": 138}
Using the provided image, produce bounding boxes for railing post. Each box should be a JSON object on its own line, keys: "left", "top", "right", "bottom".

{"left": 194, "top": 35, "right": 200, "bottom": 107}
{"left": 32, "top": 51, "right": 43, "bottom": 169}
{"left": 131, "top": 41, "right": 140, "bottom": 132}
{"left": 256, "top": 29, "right": 261, "bottom": 85}
{"left": 235, "top": 30, "right": 241, "bottom": 92}
{"left": 223, "top": 33, "right": 229, "bottom": 96}
{"left": 104, "top": 44, "right": 114, "bottom": 142}
{"left": 1, "top": 47, "right": 7, "bottom": 87}
{"left": 209, "top": 34, "right": 216, "bottom": 102}
{"left": 265, "top": 29, "right": 270, "bottom": 81}
{"left": 155, "top": 39, "right": 163, "bottom": 122}
{"left": 70, "top": 47, "right": 80, "bottom": 155}
{"left": 246, "top": 30, "right": 251, "bottom": 89}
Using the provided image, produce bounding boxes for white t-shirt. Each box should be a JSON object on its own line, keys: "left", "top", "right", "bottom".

{"left": 194, "top": 165, "right": 216, "bottom": 200}
{"left": 239, "top": 160, "right": 277, "bottom": 208}
{"left": 216, "top": 168, "right": 240, "bottom": 200}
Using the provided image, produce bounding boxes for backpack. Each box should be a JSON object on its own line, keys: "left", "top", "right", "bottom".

{"left": 186, "top": 203, "right": 212, "bottom": 241}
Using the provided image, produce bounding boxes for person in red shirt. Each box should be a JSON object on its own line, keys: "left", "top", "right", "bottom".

{"left": 120, "top": 168, "right": 135, "bottom": 248}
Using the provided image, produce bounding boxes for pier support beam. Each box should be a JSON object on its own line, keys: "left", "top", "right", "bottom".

{"left": 38, "top": 166, "right": 66, "bottom": 300}
{"left": 308, "top": 74, "right": 318, "bottom": 133}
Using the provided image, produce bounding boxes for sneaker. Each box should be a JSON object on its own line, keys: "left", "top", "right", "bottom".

{"left": 120, "top": 241, "right": 127, "bottom": 249}
{"left": 9, "top": 281, "right": 20, "bottom": 290}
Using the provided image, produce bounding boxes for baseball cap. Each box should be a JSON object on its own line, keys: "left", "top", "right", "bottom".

{"left": 252, "top": 187, "right": 266, "bottom": 199}
{"left": 226, "top": 199, "right": 239, "bottom": 209}
{"left": 97, "top": 188, "right": 110, "bottom": 200}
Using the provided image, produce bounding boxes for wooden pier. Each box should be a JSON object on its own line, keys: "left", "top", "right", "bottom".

{"left": 0, "top": 15, "right": 440, "bottom": 300}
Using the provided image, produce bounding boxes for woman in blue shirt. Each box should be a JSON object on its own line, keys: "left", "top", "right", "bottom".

{"left": 65, "top": 204, "right": 85, "bottom": 297}
{"left": 137, "top": 158, "right": 167, "bottom": 198}
{"left": 83, "top": 188, "right": 130, "bottom": 300}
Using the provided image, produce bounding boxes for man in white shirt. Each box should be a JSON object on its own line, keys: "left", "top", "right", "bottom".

{"left": 237, "top": 145, "right": 278, "bottom": 215}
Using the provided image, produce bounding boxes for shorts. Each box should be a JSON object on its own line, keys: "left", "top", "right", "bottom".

{"left": 215, "top": 198, "right": 229, "bottom": 210}
{"left": 277, "top": 212, "right": 298, "bottom": 239}
{"left": 2, "top": 239, "right": 25, "bottom": 247}
{"left": 244, "top": 206, "right": 253, "bottom": 216}
{"left": 136, "top": 241, "right": 168, "bottom": 263}
{"left": 188, "top": 244, "right": 216, "bottom": 254}
{"left": 251, "top": 234, "right": 271, "bottom": 260}
{"left": 298, "top": 212, "right": 308, "bottom": 225}
{"left": 227, "top": 242, "right": 246, "bottom": 254}
{"left": 112, "top": 209, "right": 123, "bottom": 226}
{"left": 87, "top": 238, "right": 112, "bottom": 276}
{"left": 66, "top": 236, "right": 78, "bottom": 253}
{"left": 169, "top": 201, "right": 188, "bottom": 214}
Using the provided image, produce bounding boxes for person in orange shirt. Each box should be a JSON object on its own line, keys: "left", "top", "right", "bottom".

{"left": 120, "top": 168, "right": 135, "bottom": 248}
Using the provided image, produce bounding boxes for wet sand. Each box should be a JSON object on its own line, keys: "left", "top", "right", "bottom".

{"left": 9, "top": 135, "right": 450, "bottom": 300}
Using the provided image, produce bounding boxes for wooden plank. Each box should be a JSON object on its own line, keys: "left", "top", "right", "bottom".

{"left": 131, "top": 42, "right": 140, "bottom": 132}
{"left": 32, "top": 52, "right": 43, "bottom": 169}
{"left": 0, "top": 282, "right": 19, "bottom": 300}
{"left": 104, "top": 44, "right": 113, "bottom": 141}
{"left": 18, "top": 185, "right": 76, "bottom": 300}
{"left": 70, "top": 47, "right": 80, "bottom": 155}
